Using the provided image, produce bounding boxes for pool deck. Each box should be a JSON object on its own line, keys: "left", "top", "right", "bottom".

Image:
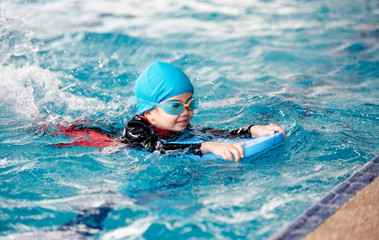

{"left": 270, "top": 155, "right": 379, "bottom": 240}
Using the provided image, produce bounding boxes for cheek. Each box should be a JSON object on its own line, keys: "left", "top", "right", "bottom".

{"left": 157, "top": 110, "right": 178, "bottom": 124}
{"left": 168, "top": 115, "right": 180, "bottom": 123}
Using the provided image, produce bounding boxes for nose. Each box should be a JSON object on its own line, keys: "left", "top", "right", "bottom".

{"left": 179, "top": 106, "right": 190, "bottom": 116}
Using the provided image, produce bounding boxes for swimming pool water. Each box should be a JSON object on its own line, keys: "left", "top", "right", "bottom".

{"left": 1, "top": 0, "right": 378, "bottom": 239}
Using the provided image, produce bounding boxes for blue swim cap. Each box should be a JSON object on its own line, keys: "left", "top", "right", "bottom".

{"left": 134, "top": 61, "right": 194, "bottom": 114}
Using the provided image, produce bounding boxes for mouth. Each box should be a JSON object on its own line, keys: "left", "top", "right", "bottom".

{"left": 176, "top": 119, "right": 189, "bottom": 127}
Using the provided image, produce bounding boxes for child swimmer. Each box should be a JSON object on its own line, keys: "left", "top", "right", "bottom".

{"left": 122, "top": 61, "right": 286, "bottom": 161}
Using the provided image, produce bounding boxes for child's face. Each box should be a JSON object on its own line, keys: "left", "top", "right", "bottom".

{"left": 145, "top": 92, "right": 194, "bottom": 131}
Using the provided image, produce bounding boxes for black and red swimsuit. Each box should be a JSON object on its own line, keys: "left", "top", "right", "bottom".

{"left": 40, "top": 115, "right": 253, "bottom": 156}
{"left": 122, "top": 115, "right": 253, "bottom": 156}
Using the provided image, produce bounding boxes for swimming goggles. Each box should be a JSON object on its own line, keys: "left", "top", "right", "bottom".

{"left": 130, "top": 96, "right": 200, "bottom": 115}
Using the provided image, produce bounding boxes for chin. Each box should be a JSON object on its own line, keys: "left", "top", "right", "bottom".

{"left": 173, "top": 125, "right": 188, "bottom": 131}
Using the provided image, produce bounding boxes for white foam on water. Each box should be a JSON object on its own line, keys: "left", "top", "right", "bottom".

{"left": 0, "top": 157, "right": 35, "bottom": 178}
{"left": 0, "top": 64, "right": 130, "bottom": 122}
{"left": 0, "top": 64, "right": 120, "bottom": 121}
{"left": 0, "top": 65, "right": 54, "bottom": 118}
{"left": 101, "top": 216, "right": 156, "bottom": 240}
{"left": 3, "top": 0, "right": 326, "bottom": 40}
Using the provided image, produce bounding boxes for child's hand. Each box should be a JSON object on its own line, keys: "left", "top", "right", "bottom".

{"left": 249, "top": 124, "right": 286, "bottom": 138}
{"left": 200, "top": 142, "right": 245, "bottom": 162}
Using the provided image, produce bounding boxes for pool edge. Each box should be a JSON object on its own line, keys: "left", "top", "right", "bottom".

{"left": 269, "top": 155, "right": 379, "bottom": 240}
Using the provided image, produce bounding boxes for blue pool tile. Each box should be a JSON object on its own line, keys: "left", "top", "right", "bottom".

{"left": 305, "top": 204, "right": 321, "bottom": 217}
{"left": 335, "top": 182, "right": 350, "bottom": 194}
{"left": 315, "top": 205, "right": 337, "bottom": 219}
{"left": 344, "top": 181, "right": 366, "bottom": 194}
{"left": 275, "top": 231, "right": 304, "bottom": 240}
{"left": 360, "top": 162, "right": 379, "bottom": 175}
{"left": 319, "top": 192, "right": 336, "bottom": 205}
{"left": 289, "top": 217, "right": 307, "bottom": 230}
{"left": 306, "top": 216, "right": 324, "bottom": 229}
{"left": 371, "top": 155, "right": 379, "bottom": 164}
{"left": 305, "top": 204, "right": 336, "bottom": 219}
{"left": 327, "top": 193, "right": 352, "bottom": 206}
{"left": 347, "top": 171, "right": 376, "bottom": 184}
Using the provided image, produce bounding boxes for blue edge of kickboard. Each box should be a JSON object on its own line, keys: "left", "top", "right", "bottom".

{"left": 195, "top": 132, "right": 285, "bottom": 161}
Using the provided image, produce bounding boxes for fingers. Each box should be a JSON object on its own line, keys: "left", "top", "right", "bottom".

{"left": 266, "top": 124, "right": 287, "bottom": 138}
{"left": 221, "top": 143, "right": 245, "bottom": 162}
{"left": 234, "top": 143, "right": 245, "bottom": 161}
{"left": 200, "top": 142, "right": 245, "bottom": 162}
{"left": 222, "top": 150, "right": 234, "bottom": 161}
{"left": 250, "top": 125, "right": 287, "bottom": 138}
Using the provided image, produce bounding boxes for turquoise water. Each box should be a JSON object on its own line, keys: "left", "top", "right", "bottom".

{"left": 1, "top": 0, "right": 378, "bottom": 239}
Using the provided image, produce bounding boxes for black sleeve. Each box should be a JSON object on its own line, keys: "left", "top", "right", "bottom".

{"left": 122, "top": 117, "right": 203, "bottom": 156}
{"left": 199, "top": 125, "right": 254, "bottom": 139}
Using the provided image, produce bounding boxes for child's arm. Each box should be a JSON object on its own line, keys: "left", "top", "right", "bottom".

{"left": 199, "top": 126, "right": 252, "bottom": 139}
{"left": 200, "top": 142, "right": 245, "bottom": 162}
{"left": 199, "top": 124, "right": 286, "bottom": 139}
{"left": 249, "top": 124, "right": 286, "bottom": 138}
